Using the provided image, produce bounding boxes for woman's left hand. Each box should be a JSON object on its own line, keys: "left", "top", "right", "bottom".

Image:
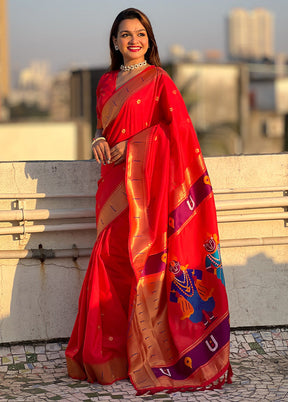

{"left": 110, "top": 140, "right": 127, "bottom": 165}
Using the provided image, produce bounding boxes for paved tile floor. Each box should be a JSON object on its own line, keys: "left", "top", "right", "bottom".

{"left": 0, "top": 328, "right": 287, "bottom": 401}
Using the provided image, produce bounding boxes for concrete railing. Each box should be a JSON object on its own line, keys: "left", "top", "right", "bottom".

{"left": 0, "top": 188, "right": 287, "bottom": 254}
{"left": 0, "top": 154, "right": 287, "bottom": 343}
{"left": 215, "top": 187, "right": 288, "bottom": 247}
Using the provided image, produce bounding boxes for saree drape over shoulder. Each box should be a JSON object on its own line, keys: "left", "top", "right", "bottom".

{"left": 65, "top": 66, "right": 232, "bottom": 395}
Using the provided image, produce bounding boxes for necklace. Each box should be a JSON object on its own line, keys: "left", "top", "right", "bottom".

{"left": 173, "top": 271, "right": 194, "bottom": 297}
{"left": 120, "top": 60, "right": 147, "bottom": 72}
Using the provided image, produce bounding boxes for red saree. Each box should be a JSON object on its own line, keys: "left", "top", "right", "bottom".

{"left": 65, "top": 66, "right": 232, "bottom": 395}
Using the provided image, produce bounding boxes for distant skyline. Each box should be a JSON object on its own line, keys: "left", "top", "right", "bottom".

{"left": 8, "top": 0, "right": 288, "bottom": 76}
{"left": 228, "top": 8, "right": 274, "bottom": 61}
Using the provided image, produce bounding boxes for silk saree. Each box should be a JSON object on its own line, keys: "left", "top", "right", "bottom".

{"left": 65, "top": 66, "right": 232, "bottom": 395}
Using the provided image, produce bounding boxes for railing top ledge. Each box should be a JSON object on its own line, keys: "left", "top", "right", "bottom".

{"left": 214, "top": 186, "right": 287, "bottom": 194}
{"left": 0, "top": 186, "right": 287, "bottom": 200}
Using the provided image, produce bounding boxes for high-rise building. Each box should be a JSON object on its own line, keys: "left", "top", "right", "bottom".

{"left": 228, "top": 8, "right": 274, "bottom": 61}
{"left": 0, "top": 0, "right": 10, "bottom": 99}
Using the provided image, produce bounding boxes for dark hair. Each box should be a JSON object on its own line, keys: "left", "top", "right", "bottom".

{"left": 109, "top": 8, "right": 161, "bottom": 70}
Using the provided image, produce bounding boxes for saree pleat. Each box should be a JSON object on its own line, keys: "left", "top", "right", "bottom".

{"left": 66, "top": 66, "right": 232, "bottom": 394}
{"left": 66, "top": 163, "right": 134, "bottom": 384}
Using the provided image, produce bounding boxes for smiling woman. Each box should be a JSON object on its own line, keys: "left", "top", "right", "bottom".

{"left": 109, "top": 7, "right": 161, "bottom": 72}
{"left": 65, "top": 7, "right": 232, "bottom": 396}
{"left": 113, "top": 19, "right": 150, "bottom": 89}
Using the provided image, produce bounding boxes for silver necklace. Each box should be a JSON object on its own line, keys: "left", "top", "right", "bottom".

{"left": 120, "top": 60, "right": 147, "bottom": 72}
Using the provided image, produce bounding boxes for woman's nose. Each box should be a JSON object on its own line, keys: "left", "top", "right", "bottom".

{"left": 128, "top": 35, "right": 138, "bottom": 44}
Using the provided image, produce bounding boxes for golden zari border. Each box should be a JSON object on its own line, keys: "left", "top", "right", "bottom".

{"left": 101, "top": 68, "right": 157, "bottom": 130}
{"left": 96, "top": 181, "right": 128, "bottom": 237}
{"left": 128, "top": 276, "right": 230, "bottom": 376}
{"left": 66, "top": 356, "right": 128, "bottom": 385}
{"left": 129, "top": 343, "right": 230, "bottom": 391}
{"left": 128, "top": 272, "right": 178, "bottom": 368}
{"left": 126, "top": 125, "right": 169, "bottom": 277}
{"left": 126, "top": 128, "right": 154, "bottom": 277}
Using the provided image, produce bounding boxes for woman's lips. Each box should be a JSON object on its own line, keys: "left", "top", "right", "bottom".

{"left": 127, "top": 46, "right": 141, "bottom": 52}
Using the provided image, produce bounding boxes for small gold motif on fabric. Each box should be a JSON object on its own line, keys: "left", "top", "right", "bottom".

{"left": 184, "top": 357, "right": 193, "bottom": 368}
{"left": 121, "top": 129, "right": 126, "bottom": 134}
{"left": 161, "top": 253, "right": 167, "bottom": 263}
{"left": 204, "top": 175, "right": 211, "bottom": 186}
{"left": 136, "top": 99, "right": 141, "bottom": 104}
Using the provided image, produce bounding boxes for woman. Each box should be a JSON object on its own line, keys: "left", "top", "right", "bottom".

{"left": 66, "top": 8, "right": 232, "bottom": 395}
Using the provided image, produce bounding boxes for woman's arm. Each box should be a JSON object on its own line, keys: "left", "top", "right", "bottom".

{"left": 92, "top": 130, "right": 127, "bottom": 165}
{"left": 92, "top": 129, "right": 111, "bottom": 165}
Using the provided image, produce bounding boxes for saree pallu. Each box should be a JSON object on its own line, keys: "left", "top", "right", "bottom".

{"left": 66, "top": 66, "right": 232, "bottom": 395}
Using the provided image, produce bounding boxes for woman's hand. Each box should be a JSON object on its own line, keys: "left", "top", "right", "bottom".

{"left": 110, "top": 140, "right": 127, "bottom": 165}
{"left": 92, "top": 139, "right": 111, "bottom": 165}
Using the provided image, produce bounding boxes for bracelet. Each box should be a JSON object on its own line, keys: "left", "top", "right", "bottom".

{"left": 92, "top": 137, "right": 106, "bottom": 146}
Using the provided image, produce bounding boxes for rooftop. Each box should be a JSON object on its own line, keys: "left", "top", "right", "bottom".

{"left": 0, "top": 328, "right": 287, "bottom": 401}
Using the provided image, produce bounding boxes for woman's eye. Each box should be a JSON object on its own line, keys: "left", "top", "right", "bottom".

{"left": 121, "top": 33, "right": 129, "bottom": 38}
{"left": 138, "top": 33, "right": 146, "bottom": 37}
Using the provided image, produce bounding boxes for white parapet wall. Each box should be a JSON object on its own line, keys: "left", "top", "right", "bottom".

{"left": 208, "top": 154, "right": 288, "bottom": 329}
{"left": 0, "top": 155, "right": 287, "bottom": 343}
{"left": 0, "top": 121, "right": 92, "bottom": 161}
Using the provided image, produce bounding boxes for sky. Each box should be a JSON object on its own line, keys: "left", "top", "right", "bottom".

{"left": 8, "top": 0, "right": 288, "bottom": 77}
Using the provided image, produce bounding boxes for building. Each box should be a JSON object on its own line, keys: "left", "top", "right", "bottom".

{"left": 249, "top": 74, "right": 288, "bottom": 154}
{"left": 0, "top": 0, "right": 10, "bottom": 120}
{"left": 8, "top": 61, "right": 54, "bottom": 121}
{"left": 172, "top": 62, "right": 243, "bottom": 156}
{"left": 70, "top": 67, "right": 107, "bottom": 136}
{"left": 50, "top": 71, "right": 71, "bottom": 121}
{"left": 0, "top": 0, "right": 9, "bottom": 99}
{"left": 172, "top": 61, "right": 287, "bottom": 156}
{"left": 228, "top": 8, "right": 274, "bottom": 61}
{"left": 9, "top": 61, "right": 52, "bottom": 113}
{"left": 18, "top": 60, "right": 51, "bottom": 91}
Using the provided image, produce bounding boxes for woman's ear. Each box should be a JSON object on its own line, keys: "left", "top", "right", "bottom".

{"left": 113, "top": 37, "right": 118, "bottom": 48}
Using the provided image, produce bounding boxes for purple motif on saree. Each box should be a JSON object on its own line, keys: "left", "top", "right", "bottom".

{"left": 168, "top": 171, "right": 212, "bottom": 238}
{"left": 151, "top": 315, "right": 230, "bottom": 381}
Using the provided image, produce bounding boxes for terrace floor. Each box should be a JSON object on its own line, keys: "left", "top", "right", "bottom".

{"left": 0, "top": 328, "right": 287, "bottom": 401}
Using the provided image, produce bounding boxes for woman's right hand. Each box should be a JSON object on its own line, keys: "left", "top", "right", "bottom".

{"left": 92, "top": 139, "right": 111, "bottom": 165}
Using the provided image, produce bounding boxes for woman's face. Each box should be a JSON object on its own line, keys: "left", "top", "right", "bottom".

{"left": 114, "top": 18, "right": 149, "bottom": 66}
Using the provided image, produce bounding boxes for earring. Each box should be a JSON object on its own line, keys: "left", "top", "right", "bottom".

{"left": 115, "top": 45, "right": 119, "bottom": 51}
